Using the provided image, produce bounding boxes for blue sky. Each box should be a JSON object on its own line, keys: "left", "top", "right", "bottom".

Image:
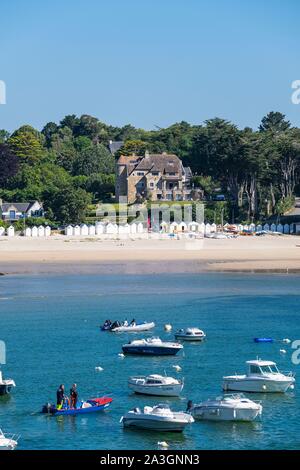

{"left": 0, "top": 0, "right": 299, "bottom": 132}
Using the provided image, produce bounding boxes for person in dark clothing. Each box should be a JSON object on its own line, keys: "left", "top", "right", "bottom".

{"left": 56, "top": 384, "right": 65, "bottom": 409}
{"left": 70, "top": 383, "right": 78, "bottom": 409}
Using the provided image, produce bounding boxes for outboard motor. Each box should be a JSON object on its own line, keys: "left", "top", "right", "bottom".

{"left": 186, "top": 400, "right": 193, "bottom": 412}
{"left": 42, "top": 403, "right": 53, "bottom": 414}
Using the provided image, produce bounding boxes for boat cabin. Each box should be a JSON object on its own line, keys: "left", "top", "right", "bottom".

{"left": 246, "top": 360, "right": 279, "bottom": 376}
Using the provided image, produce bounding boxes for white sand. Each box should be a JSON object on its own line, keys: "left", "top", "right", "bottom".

{"left": 1, "top": 234, "right": 300, "bottom": 274}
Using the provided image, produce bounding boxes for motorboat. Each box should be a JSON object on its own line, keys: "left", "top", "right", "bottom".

{"left": 254, "top": 338, "right": 273, "bottom": 343}
{"left": 0, "top": 371, "right": 16, "bottom": 396}
{"left": 223, "top": 360, "right": 295, "bottom": 393}
{"left": 122, "top": 337, "right": 183, "bottom": 356}
{"left": 111, "top": 322, "right": 155, "bottom": 333}
{"left": 128, "top": 374, "right": 184, "bottom": 397}
{"left": 41, "top": 397, "right": 112, "bottom": 416}
{"left": 120, "top": 404, "right": 194, "bottom": 432}
{"left": 189, "top": 394, "right": 262, "bottom": 422}
{"left": 0, "top": 429, "right": 18, "bottom": 450}
{"left": 175, "top": 328, "right": 206, "bottom": 342}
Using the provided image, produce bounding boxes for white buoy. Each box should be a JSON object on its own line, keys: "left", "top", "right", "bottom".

{"left": 118, "top": 353, "right": 125, "bottom": 358}
{"left": 164, "top": 324, "right": 172, "bottom": 331}
{"left": 158, "top": 441, "right": 169, "bottom": 448}
{"left": 172, "top": 365, "right": 182, "bottom": 372}
{"left": 282, "top": 338, "right": 291, "bottom": 344}
{"left": 280, "top": 349, "right": 287, "bottom": 354}
{"left": 95, "top": 366, "right": 103, "bottom": 371}
{"left": 290, "top": 384, "right": 295, "bottom": 390}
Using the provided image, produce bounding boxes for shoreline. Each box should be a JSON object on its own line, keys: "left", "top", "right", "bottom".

{"left": 1, "top": 234, "right": 300, "bottom": 275}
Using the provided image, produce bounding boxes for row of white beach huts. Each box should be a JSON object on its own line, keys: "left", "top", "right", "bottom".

{"left": 0, "top": 221, "right": 298, "bottom": 237}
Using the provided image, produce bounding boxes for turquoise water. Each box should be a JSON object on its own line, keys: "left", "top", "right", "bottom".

{"left": 0, "top": 273, "right": 300, "bottom": 450}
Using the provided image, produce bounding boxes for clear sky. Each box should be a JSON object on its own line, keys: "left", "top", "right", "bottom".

{"left": 0, "top": 0, "right": 299, "bottom": 132}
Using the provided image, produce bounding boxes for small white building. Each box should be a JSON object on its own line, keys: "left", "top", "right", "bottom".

{"left": 80, "top": 224, "right": 89, "bottom": 236}
{"left": 130, "top": 223, "right": 137, "bottom": 234}
{"left": 95, "top": 223, "right": 104, "bottom": 235}
{"left": 24, "top": 227, "right": 32, "bottom": 237}
{"left": 45, "top": 226, "right": 51, "bottom": 237}
{"left": 170, "top": 222, "right": 178, "bottom": 233}
{"left": 137, "top": 222, "right": 144, "bottom": 233}
{"left": 178, "top": 222, "right": 187, "bottom": 232}
{"left": 7, "top": 225, "right": 15, "bottom": 237}
{"left": 74, "top": 225, "right": 81, "bottom": 236}
{"left": 88, "top": 225, "right": 96, "bottom": 236}
{"left": 188, "top": 221, "right": 199, "bottom": 232}
{"left": 0, "top": 226, "right": 6, "bottom": 236}
{"left": 38, "top": 226, "right": 45, "bottom": 237}
{"left": 31, "top": 226, "right": 38, "bottom": 237}
{"left": 65, "top": 225, "right": 73, "bottom": 236}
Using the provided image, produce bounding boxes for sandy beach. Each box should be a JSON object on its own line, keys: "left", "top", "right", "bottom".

{"left": 1, "top": 234, "right": 300, "bottom": 275}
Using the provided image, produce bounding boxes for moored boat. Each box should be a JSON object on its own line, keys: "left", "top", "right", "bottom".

{"left": 0, "top": 429, "right": 18, "bottom": 450}
{"left": 223, "top": 360, "right": 295, "bottom": 393}
{"left": 128, "top": 374, "right": 184, "bottom": 397}
{"left": 111, "top": 322, "right": 155, "bottom": 333}
{"left": 120, "top": 404, "right": 194, "bottom": 432}
{"left": 42, "top": 397, "right": 112, "bottom": 416}
{"left": 175, "top": 328, "right": 206, "bottom": 341}
{"left": 189, "top": 394, "right": 262, "bottom": 421}
{"left": 0, "top": 371, "right": 16, "bottom": 396}
{"left": 122, "top": 337, "right": 183, "bottom": 356}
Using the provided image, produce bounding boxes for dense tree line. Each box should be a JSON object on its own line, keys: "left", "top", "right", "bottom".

{"left": 0, "top": 111, "right": 299, "bottom": 224}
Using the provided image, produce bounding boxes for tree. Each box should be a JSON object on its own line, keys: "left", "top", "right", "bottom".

{"left": 8, "top": 126, "right": 44, "bottom": 165}
{"left": 45, "top": 186, "right": 91, "bottom": 224}
{"left": 259, "top": 112, "right": 291, "bottom": 133}
{"left": 42, "top": 122, "right": 58, "bottom": 146}
{"left": 115, "top": 140, "right": 148, "bottom": 157}
{"left": 0, "top": 143, "right": 19, "bottom": 186}
{"left": 0, "top": 129, "right": 10, "bottom": 143}
{"left": 73, "top": 144, "right": 114, "bottom": 176}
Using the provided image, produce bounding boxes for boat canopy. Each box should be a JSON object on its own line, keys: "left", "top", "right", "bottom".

{"left": 246, "top": 360, "right": 276, "bottom": 367}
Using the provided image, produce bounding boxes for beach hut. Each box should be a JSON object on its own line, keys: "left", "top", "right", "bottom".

{"left": 31, "top": 226, "right": 38, "bottom": 237}
{"left": 123, "top": 223, "right": 130, "bottom": 234}
{"left": 276, "top": 223, "right": 283, "bottom": 233}
{"left": 249, "top": 223, "right": 256, "bottom": 232}
{"left": 170, "top": 222, "right": 178, "bottom": 233}
{"left": 74, "top": 225, "right": 81, "bottom": 236}
{"left": 270, "top": 223, "right": 276, "bottom": 232}
{"left": 256, "top": 224, "right": 262, "bottom": 232}
{"left": 45, "top": 226, "right": 51, "bottom": 237}
{"left": 283, "top": 224, "right": 290, "bottom": 234}
{"left": 80, "top": 224, "right": 89, "bottom": 236}
{"left": 65, "top": 225, "right": 73, "bottom": 236}
{"left": 0, "top": 227, "right": 5, "bottom": 237}
{"left": 178, "top": 222, "right": 187, "bottom": 232}
{"left": 211, "top": 223, "right": 217, "bottom": 233}
{"left": 237, "top": 224, "right": 244, "bottom": 232}
{"left": 263, "top": 224, "right": 270, "bottom": 231}
{"left": 88, "top": 225, "right": 96, "bottom": 236}
{"left": 106, "top": 223, "right": 115, "bottom": 234}
{"left": 137, "top": 222, "right": 144, "bottom": 234}
{"left": 199, "top": 222, "right": 205, "bottom": 234}
{"left": 188, "top": 221, "right": 199, "bottom": 232}
{"left": 7, "top": 226, "right": 14, "bottom": 237}
{"left": 130, "top": 223, "right": 137, "bottom": 234}
{"left": 38, "top": 226, "right": 45, "bottom": 237}
{"left": 96, "top": 223, "right": 104, "bottom": 235}
{"left": 205, "top": 223, "right": 211, "bottom": 234}
{"left": 118, "top": 225, "right": 125, "bottom": 234}
{"left": 24, "top": 227, "right": 31, "bottom": 237}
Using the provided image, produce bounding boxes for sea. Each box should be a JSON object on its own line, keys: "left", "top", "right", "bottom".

{"left": 0, "top": 272, "right": 299, "bottom": 450}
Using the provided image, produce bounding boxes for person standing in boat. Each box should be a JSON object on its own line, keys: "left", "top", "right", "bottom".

{"left": 56, "top": 384, "right": 65, "bottom": 409}
{"left": 70, "top": 383, "right": 78, "bottom": 409}
{"left": 130, "top": 318, "right": 136, "bottom": 326}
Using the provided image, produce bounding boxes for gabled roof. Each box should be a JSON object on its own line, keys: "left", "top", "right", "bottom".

{"left": 0, "top": 201, "right": 41, "bottom": 213}
{"left": 108, "top": 141, "right": 124, "bottom": 154}
{"left": 117, "top": 153, "right": 183, "bottom": 177}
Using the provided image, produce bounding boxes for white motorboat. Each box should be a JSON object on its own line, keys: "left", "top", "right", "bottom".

{"left": 121, "top": 404, "right": 194, "bottom": 432}
{"left": 223, "top": 360, "right": 295, "bottom": 393}
{"left": 128, "top": 374, "right": 184, "bottom": 397}
{"left": 0, "top": 429, "right": 18, "bottom": 450}
{"left": 122, "top": 337, "right": 183, "bottom": 356}
{"left": 111, "top": 322, "right": 155, "bottom": 333}
{"left": 175, "top": 328, "right": 206, "bottom": 342}
{"left": 189, "top": 394, "right": 262, "bottom": 422}
{"left": 0, "top": 371, "right": 16, "bottom": 396}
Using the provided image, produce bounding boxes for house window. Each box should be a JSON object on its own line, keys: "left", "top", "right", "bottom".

{"left": 137, "top": 172, "right": 144, "bottom": 176}
{"left": 149, "top": 181, "right": 155, "bottom": 189}
{"left": 152, "top": 171, "right": 159, "bottom": 176}
{"left": 168, "top": 172, "right": 176, "bottom": 176}
{"left": 9, "top": 210, "right": 16, "bottom": 220}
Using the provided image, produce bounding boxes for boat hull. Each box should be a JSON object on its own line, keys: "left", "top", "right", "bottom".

{"left": 43, "top": 397, "right": 112, "bottom": 416}
{"left": 111, "top": 322, "right": 155, "bottom": 333}
{"left": 0, "top": 385, "right": 14, "bottom": 396}
{"left": 223, "top": 378, "right": 294, "bottom": 393}
{"left": 129, "top": 383, "right": 183, "bottom": 397}
{"left": 192, "top": 406, "right": 261, "bottom": 421}
{"left": 174, "top": 334, "right": 205, "bottom": 342}
{"left": 122, "top": 346, "right": 181, "bottom": 356}
{"left": 122, "top": 417, "right": 188, "bottom": 432}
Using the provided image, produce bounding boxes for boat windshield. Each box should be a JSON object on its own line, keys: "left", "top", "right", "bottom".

{"left": 260, "top": 365, "right": 279, "bottom": 374}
